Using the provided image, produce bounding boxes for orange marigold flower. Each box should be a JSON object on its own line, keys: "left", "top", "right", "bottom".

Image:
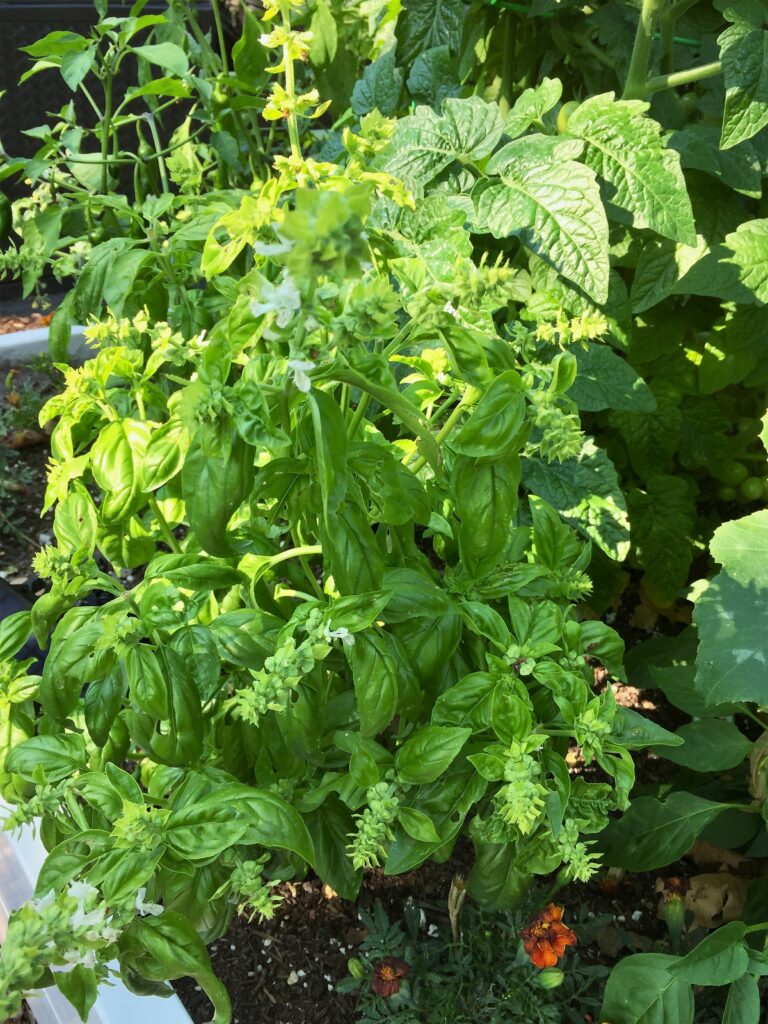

{"left": 521, "top": 903, "right": 577, "bottom": 969}
{"left": 371, "top": 956, "right": 411, "bottom": 997}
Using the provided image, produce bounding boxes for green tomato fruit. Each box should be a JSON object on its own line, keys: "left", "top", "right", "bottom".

{"left": 557, "top": 101, "right": 580, "bottom": 133}
{"left": 718, "top": 462, "right": 748, "bottom": 486}
{"left": 718, "top": 486, "right": 737, "bottom": 502}
{"left": 739, "top": 476, "right": 764, "bottom": 502}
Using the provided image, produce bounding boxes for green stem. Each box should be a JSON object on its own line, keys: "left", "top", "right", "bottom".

{"left": 406, "top": 386, "right": 481, "bottom": 474}
{"left": 736, "top": 704, "right": 767, "bottom": 731}
{"left": 347, "top": 393, "right": 371, "bottom": 439}
{"left": 622, "top": 0, "right": 664, "bottom": 100}
{"left": 149, "top": 495, "right": 181, "bottom": 553}
{"left": 145, "top": 114, "right": 170, "bottom": 194}
{"left": 643, "top": 60, "right": 722, "bottom": 96}
{"left": 211, "top": 0, "right": 230, "bottom": 74}
{"left": 280, "top": 0, "right": 302, "bottom": 160}
{"left": 499, "top": 13, "right": 516, "bottom": 117}
{"left": 100, "top": 70, "right": 114, "bottom": 193}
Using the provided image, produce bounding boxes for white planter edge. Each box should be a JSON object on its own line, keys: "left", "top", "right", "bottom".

{"left": 0, "top": 326, "right": 90, "bottom": 364}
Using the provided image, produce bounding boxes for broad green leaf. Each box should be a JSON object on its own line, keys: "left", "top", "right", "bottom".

{"left": 566, "top": 93, "right": 695, "bottom": 243}
{"left": 406, "top": 46, "right": 460, "bottom": 109}
{"left": 627, "top": 476, "right": 695, "bottom": 599}
{"left": 451, "top": 371, "right": 526, "bottom": 458}
{"left": 395, "top": 0, "right": 465, "bottom": 65}
{"left": 351, "top": 52, "right": 404, "bottom": 116}
{"left": 396, "top": 726, "right": 471, "bottom": 785}
{"left": 305, "top": 797, "right": 361, "bottom": 900}
{"left": 431, "top": 672, "right": 496, "bottom": 730}
{"left": 610, "top": 381, "right": 682, "bottom": 479}
{"left": 719, "top": 8, "right": 768, "bottom": 149}
{"left": 129, "top": 913, "right": 230, "bottom": 1023}
{"left": 132, "top": 42, "right": 189, "bottom": 76}
{"left": 522, "top": 439, "right": 629, "bottom": 560}
{"left": 0, "top": 611, "right": 31, "bottom": 661}
{"left": 699, "top": 307, "right": 768, "bottom": 393}
{"left": 653, "top": 719, "right": 752, "bottom": 771}
{"left": 669, "top": 922, "right": 749, "bottom": 986}
{"left": 630, "top": 180, "right": 753, "bottom": 312}
{"left": 61, "top": 47, "right": 95, "bottom": 91}
{"left": 669, "top": 124, "right": 762, "bottom": 199}
{"left": 570, "top": 343, "right": 655, "bottom": 412}
{"left": 695, "top": 570, "right": 768, "bottom": 706}
{"left": 650, "top": 663, "right": 741, "bottom": 720}
{"left": 54, "top": 965, "right": 98, "bottom": 1020}
{"left": 710, "top": 510, "right": 768, "bottom": 588}
{"left": 599, "top": 792, "right": 735, "bottom": 870}
{"left": 474, "top": 135, "right": 609, "bottom": 303}
{"left": 724, "top": 973, "right": 761, "bottom": 1024}
{"left": 504, "top": 77, "right": 562, "bottom": 138}
{"left": 349, "top": 631, "right": 399, "bottom": 737}
{"left": 385, "top": 766, "right": 487, "bottom": 874}
{"left": 601, "top": 953, "right": 694, "bottom": 1024}
{"left": 308, "top": 0, "right": 337, "bottom": 65}
{"left": 308, "top": 389, "right": 348, "bottom": 524}
{"left": 453, "top": 453, "right": 521, "bottom": 576}
{"left": 611, "top": 706, "right": 683, "bottom": 751}
{"left": 397, "top": 806, "right": 442, "bottom": 843}
{"left": 382, "top": 97, "right": 504, "bottom": 192}
{"left": 214, "top": 783, "right": 315, "bottom": 864}
{"left": 724, "top": 217, "right": 768, "bottom": 303}
{"left": 6, "top": 734, "right": 88, "bottom": 782}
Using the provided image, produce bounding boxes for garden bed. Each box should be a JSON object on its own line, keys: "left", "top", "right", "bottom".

{"left": 0, "top": 311, "right": 57, "bottom": 591}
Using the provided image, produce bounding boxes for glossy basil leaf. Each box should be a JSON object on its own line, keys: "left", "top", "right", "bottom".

{"left": 451, "top": 371, "right": 526, "bottom": 459}
{"left": 308, "top": 388, "right": 348, "bottom": 524}
{"left": 453, "top": 454, "right": 520, "bottom": 577}
{"left": 397, "top": 805, "right": 442, "bottom": 843}
{"left": 6, "top": 734, "right": 88, "bottom": 782}
{"left": 395, "top": 725, "right": 471, "bottom": 785}
{"left": 54, "top": 965, "right": 98, "bottom": 1020}
{"left": 349, "top": 630, "right": 399, "bottom": 737}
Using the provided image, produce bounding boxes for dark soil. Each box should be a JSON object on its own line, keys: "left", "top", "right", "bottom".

{"left": 1, "top": 1003, "right": 35, "bottom": 1024}
{"left": 0, "top": 311, "right": 58, "bottom": 592}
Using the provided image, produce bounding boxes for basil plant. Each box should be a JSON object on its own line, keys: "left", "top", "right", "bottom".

{"left": 0, "top": 109, "right": 672, "bottom": 1024}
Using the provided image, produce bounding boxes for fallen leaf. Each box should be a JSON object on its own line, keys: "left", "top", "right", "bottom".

{"left": 688, "top": 839, "right": 751, "bottom": 873}
{"left": 682, "top": 873, "right": 748, "bottom": 930}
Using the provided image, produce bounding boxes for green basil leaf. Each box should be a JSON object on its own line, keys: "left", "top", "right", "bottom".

{"left": 396, "top": 725, "right": 471, "bottom": 785}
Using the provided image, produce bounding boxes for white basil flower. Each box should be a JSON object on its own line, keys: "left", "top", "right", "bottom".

{"left": 32, "top": 889, "right": 56, "bottom": 912}
{"left": 253, "top": 238, "right": 293, "bottom": 256}
{"left": 67, "top": 880, "right": 99, "bottom": 903}
{"left": 69, "top": 903, "right": 105, "bottom": 932}
{"left": 323, "top": 624, "right": 355, "bottom": 647}
{"left": 288, "top": 359, "right": 316, "bottom": 394}
{"left": 250, "top": 273, "right": 301, "bottom": 328}
{"left": 63, "top": 948, "right": 97, "bottom": 969}
{"left": 135, "top": 887, "right": 164, "bottom": 917}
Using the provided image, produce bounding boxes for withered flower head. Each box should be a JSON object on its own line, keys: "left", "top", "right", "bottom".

{"left": 657, "top": 876, "right": 690, "bottom": 903}
{"left": 371, "top": 956, "right": 411, "bottom": 997}
{"left": 521, "top": 903, "right": 577, "bottom": 969}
